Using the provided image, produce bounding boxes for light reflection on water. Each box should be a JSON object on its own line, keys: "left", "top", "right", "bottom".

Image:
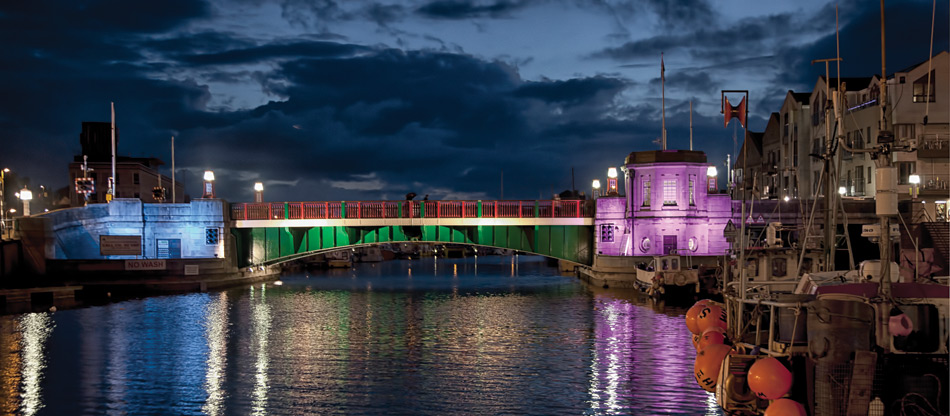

{"left": 0, "top": 256, "right": 720, "bottom": 415}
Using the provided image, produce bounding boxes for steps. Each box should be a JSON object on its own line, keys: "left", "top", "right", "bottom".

{"left": 921, "top": 222, "right": 950, "bottom": 272}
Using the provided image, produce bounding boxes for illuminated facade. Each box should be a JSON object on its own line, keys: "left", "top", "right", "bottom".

{"left": 594, "top": 150, "right": 732, "bottom": 257}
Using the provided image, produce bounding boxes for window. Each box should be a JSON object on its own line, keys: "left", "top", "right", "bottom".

{"left": 206, "top": 228, "right": 220, "bottom": 245}
{"left": 642, "top": 178, "right": 651, "bottom": 207}
{"left": 855, "top": 167, "right": 865, "bottom": 195}
{"left": 913, "top": 70, "right": 936, "bottom": 102}
{"left": 897, "top": 162, "right": 916, "bottom": 185}
{"left": 783, "top": 112, "right": 788, "bottom": 138}
{"left": 793, "top": 139, "right": 798, "bottom": 166}
{"left": 663, "top": 180, "right": 677, "bottom": 206}
{"left": 867, "top": 127, "right": 872, "bottom": 144}
{"left": 772, "top": 258, "right": 787, "bottom": 278}
{"left": 600, "top": 224, "right": 614, "bottom": 242}
{"left": 133, "top": 173, "right": 140, "bottom": 184}
{"left": 689, "top": 178, "right": 695, "bottom": 206}
{"left": 867, "top": 167, "right": 872, "bottom": 183}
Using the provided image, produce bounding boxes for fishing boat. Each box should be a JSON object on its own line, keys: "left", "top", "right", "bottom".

{"left": 635, "top": 254, "right": 720, "bottom": 299}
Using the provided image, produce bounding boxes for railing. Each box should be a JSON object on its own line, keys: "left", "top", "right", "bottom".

{"left": 917, "top": 174, "right": 949, "bottom": 192}
{"left": 232, "top": 200, "right": 593, "bottom": 221}
{"left": 918, "top": 134, "right": 948, "bottom": 158}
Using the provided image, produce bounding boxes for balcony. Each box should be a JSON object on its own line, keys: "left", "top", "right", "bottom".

{"left": 915, "top": 174, "right": 949, "bottom": 196}
{"left": 918, "top": 135, "right": 949, "bottom": 159}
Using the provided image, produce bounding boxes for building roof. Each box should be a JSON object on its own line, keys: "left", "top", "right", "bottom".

{"left": 791, "top": 92, "right": 811, "bottom": 104}
{"left": 733, "top": 131, "right": 763, "bottom": 167}
{"left": 625, "top": 149, "right": 707, "bottom": 165}
{"left": 818, "top": 76, "right": 875, "bottom": 92}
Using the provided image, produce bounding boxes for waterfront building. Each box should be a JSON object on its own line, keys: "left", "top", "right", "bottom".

{"left": 594, "top": 150, "right": 731, "bottom": 258}
{"left": 778, "top": 91, "right": 812, "bottom": 199}
{"left": 67, "top": 122, "right": 184, "bottom": 206}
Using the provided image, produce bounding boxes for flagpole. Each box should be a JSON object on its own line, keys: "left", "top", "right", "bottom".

{"left": 689, "top": 100, "right": 693, "bottom": 151}
{"left": 661, "top": 53, "right": 666, "bottom": 150}
{"left": 171, "top": 136, "right": 176, "bottom": 203}
{"left": 111, "top": 102, "right": 116, "bottom": 201}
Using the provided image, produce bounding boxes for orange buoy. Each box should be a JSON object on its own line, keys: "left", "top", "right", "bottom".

{"left": 685, "top": 300, "right": 712, "bottom": 334}
{"left": 698, "top": 326, "right": 726, "bottom": 351}
{"left": 694, "top": 344, "right": 732, "bottom": 392}
{"left": 748, "top": 357, "right": 793, "bottom": 400}
{"left": 763, "top": 398, "right": 806, "bottom": 416}
{"left": 691, "top": 333, "right": 702, "bottom": 351}
{"left": 696, "top": 304, "right": 728, "bottom": 334}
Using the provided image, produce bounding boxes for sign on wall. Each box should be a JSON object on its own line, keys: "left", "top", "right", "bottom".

{"left": 156, "top": 238, "right": 182, "bottom": 259}
{"left": 100, "top": 235, "right": 142, "bottom": 256}
{"left": 125, "top": 259, "right": 166, "bottom": 271}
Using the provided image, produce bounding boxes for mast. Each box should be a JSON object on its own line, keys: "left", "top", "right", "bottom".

{"left": 661, "top": 53, "right": 667, "bottom": 150}
{"left": 689, "top": 100, "right": 693, "bottom": 151}
{"left": 171, "top": 136, "right": 176, "bottom": 203}
{"left": 111, "top": 102, "right": 116, "bottom": 201}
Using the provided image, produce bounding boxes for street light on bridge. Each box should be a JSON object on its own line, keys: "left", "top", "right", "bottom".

{"left": 707, "top": 165, "right": 718, "bottom": 192}
{"left": 592, "top": 179, "right": 601, "bottom": 199}
{"left": 203, "top": 170, "right": 215, "bottom": 198}
{"left": 18, "top": 187, "right": 32, "bottom": 217}
{"left": 606, "top": 167, "right": 619, "bottom": 196}
{"left": 254, "top": 182, "right": 264, "bottom": 203}
{"left": 909, "top": 174, "right": 920, "bottom": 199}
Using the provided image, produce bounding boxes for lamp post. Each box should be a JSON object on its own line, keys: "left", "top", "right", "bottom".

{"left": 592, "top": 179, "right": 601, "bottom": 199}
{"left": 18, "top": 187, "right": 32, "bottom": 217}
{"left": 254, "top": 182, "right": 264, "bottom": 203}
{"left": 909, "top": 174, "right": 920, "bottom": 199}
{"left": 203, "top": 170, "right": 215, "bottom": 198}
{"left": 606, "top": 167, "right": 619, "bottom": 196}
{"left": 707, "top": 165, "right": 718, "bottom": 192}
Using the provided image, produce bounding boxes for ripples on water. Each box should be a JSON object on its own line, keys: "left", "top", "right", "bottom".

{"left": 0, "top": 256, "right": 720, "bottom": 415}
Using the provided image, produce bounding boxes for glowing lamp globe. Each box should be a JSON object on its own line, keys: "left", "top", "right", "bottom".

{"left": 696, "top": 304, "right": 728, "bottom": 334}
{"left": 694, "top": 344, "right": 732, "bottom": 392}
{"left": 607, "top": 167, "right": 618, "bottom": 179}
{"left": 685, "top": 299, "right": 712, "bottom": 335}
{"left": 748, "top": 357, "right": 793, "bottom": 400}
{"left": 698, "top": 327, "right": 727, "bottom": 351}
{"left": 763, "top": 398, "right": 806, "bottom": 416}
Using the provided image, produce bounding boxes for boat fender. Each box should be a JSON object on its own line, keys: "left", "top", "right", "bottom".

{"left": 888, "top": 313, "right": 913, "bottom": 337}
{"left": 674, "top": 272, "right": 688, "bottom": 286}
{"left": 722, "top": 373, "right": 755, "bottom": 403}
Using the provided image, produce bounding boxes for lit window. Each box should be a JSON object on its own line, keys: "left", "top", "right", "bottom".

{"left": 643, "top": 178, "right": 651, "bottom": 207}
{"left": 913, "top": 71, "right": 936, "bottom": 102}
{"left": 689, "top": 178, "right": 695, "bottom": 206}
{"left": 663, "top": 180, "right": 677, "bottom": 206}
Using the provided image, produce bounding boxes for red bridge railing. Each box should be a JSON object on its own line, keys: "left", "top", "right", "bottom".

{"left": 231, "top": 200, "right": 593, "bottom": 221}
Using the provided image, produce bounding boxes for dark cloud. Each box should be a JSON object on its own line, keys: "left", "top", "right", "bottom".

{"left": 417, "top": 0, "right": 530, "bottom": 19}
{"left": 178, "top": 41, "right": 369, "bottom": 66}
{"left": 512, "top": 77, "right": 626, "bottom": 106}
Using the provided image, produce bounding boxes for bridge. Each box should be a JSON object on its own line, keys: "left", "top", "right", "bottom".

{"left": 230, "top": 200, "right": 594, "bottom": 267}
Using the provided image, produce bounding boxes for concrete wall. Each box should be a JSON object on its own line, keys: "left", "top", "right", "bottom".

{"left": 18, "top": 199, "right": 228, "bottom": 264}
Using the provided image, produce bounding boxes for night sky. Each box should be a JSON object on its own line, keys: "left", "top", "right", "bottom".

{"left": 1, "top": 0, "right": 947, "bottom": 203}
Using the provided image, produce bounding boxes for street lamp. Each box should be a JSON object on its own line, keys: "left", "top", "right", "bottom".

{"left": 838, "top": 186, "right": 847, "bottom": 196}
{"left": 203, "top": 170, "right": 215, "bottom": 198}
{"left": 592, "top": 179, "right": 601, "bottom": 199}
{"left": 909, "top": 174, "right": 920, "bottom": 199}
{"left": 707, "top": 165, "right": 718, "bottom": 192}
{"left": 19, "top": 187, "right": 32, "bottom": 216}
{"left": 606, "top": 167, "right": 619, "bottom": 196}
{"left": 254, "top": 182, "right": 264, "bottom": 203}
{"left": 0, "top": 168, "right": 8, "bottom": 236}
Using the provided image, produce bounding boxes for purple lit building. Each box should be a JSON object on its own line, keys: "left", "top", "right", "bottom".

{"left": 594, "top": 150, "right": 732, "bottom": 258}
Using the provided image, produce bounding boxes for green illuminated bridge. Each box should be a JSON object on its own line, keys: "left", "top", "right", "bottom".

{"left": 230, "top": 200, "right": 594, "bottom": 267}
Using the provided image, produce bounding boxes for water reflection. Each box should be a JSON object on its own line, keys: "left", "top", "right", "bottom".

{"left": 202, "top": 291, "right": 229, "bottom": 416}
{"left": 0, "top": 256, "right": 721, "bottom": 415}
{"left": 0, "top": 313, "right": 54, "bottom": 415}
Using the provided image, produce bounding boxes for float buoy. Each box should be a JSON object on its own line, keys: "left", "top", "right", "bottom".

{"left": 698, "top": 326, "right": 726, "bottom": 351}
{"left": 748, "top": 357, "right": 793, "bottom": 400}
{"left": 763, "top": 398, "right": 806, "bottom": 416}
{"left": 685, "top": 300, "right": 712, "bottom": 334}
{"left": 694, "top": 343, "right": 732, "bottom": 392}
{"left": 888, "top": 313, "right": 913, "bottom": 337}
{"left": 696, "top": 304, "right": 728, "bottom": 334}
{"left": 691, "top": 333, "right": 702, "bottom": 351}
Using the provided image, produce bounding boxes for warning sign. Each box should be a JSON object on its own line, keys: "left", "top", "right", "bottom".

{"left": 125, "top": 259, "right": 167, "bottom": 271}
{"left": 100, "top": 235, "right": 142, "bottom": 256}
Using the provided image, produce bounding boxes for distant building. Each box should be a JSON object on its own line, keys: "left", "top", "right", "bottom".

{"left": 68, "top": 122, "right": 184, "bottom": 206}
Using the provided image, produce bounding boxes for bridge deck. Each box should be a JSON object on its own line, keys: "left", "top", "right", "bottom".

{"left": 231, "top": 200, "right": 594, "bottom": 228}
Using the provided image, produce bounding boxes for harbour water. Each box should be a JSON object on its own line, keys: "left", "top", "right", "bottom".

{"left": 0, "top": 255, "right": 721, "bottom": 415}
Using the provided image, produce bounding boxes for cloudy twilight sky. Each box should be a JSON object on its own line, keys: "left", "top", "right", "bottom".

{"left": 1, "top": 0, "right": 947, "bottom": 202}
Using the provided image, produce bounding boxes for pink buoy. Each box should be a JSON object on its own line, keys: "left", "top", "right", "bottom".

{"left": 763, "top": 398, "right": 806, "bottom": 416}
{"left": 888, "top": 313, "right": 913, "bottom": 337}
{"left": 748, "top": 357, "right": 793, "bottom": 400}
